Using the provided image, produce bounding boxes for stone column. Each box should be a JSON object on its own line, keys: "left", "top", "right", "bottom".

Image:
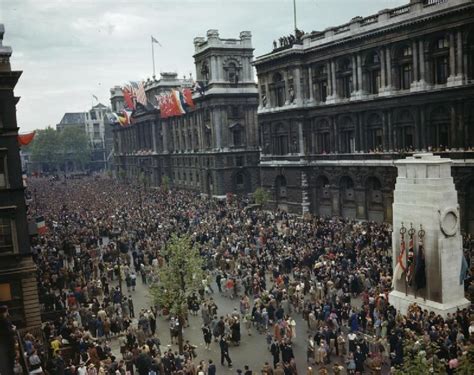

{"left": 331, "top": 60, "right": 337, "bottom": 97}
{"left": 298, "top": 121, "right": 304, "bottom": 155}
{"left": 357, "top": 54, "right": 363, "bottom": 93}
{"left": 264, "top": 77, "right": 271, "bottom": 108}
{"left": 258, "top": 77, "right": 264, "bottom": 109}
{"left": 333, "top": 117, "right": 339, "bottom": 153}
{"left": 382, "top": 111, "right": 388, "bottom": 152}
{"left": 418, "top": 40, "right": 426, "bottom": 83}
{"left": 412, "top": 40, "right": 419, "bottom": 83}
{"left": 283, "top": 70, "right": 290, "bottom": 105}
{"left": 331, "top": 187, "right": 341, "bottom": 216}
{"left": 351, "top": 55, "right": 358, "bottom": 95}
{"left": 211, "top": 56, "right": 218, "bottom": 82}
{"left": 450, "top": 105, "right": 457, "bottom": 150}
{"left": 380, "top": 48, "right": 386, "bottom": 89}
{"left": 449, "top": 32, "right": 456, "bottom": 79}
{"left": 213, "top": 108, "right": 222, "bottom": 149}
{"left": 294, "top": 66, "right": 303, "bottom": 106}
{"left": 326, "top": 62, "right": 333, "bottom": 97}
{"left": 307, "top": 66, "right": 315, "bottom": 103}
{"left": 162, "top": 121, "right": 169, "bottom": 153}
{"left": 420, "top": 106, "right": 426, "bottom": 150}
{"left": 216, "top": 56, "right": 222, "bottom": 81}
{"left": 456, "top": 30, "right": 463, "bottom": 78}
{"left": 386, "top": 47, "right": 392, "bottom": 89}
{"left": 387, "top": 110, "right": 393, "bottom": 152}
{"left": 152, "top": 123, "right": 157, "bottom": 152}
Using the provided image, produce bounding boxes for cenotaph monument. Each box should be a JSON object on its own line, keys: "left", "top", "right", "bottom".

{"left": 389, "top": 153, "right": 470, "bottom": 317}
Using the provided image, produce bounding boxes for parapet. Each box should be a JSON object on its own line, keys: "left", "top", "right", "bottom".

{"left": 194, "top": 29, "right": 253, "bottom": 54}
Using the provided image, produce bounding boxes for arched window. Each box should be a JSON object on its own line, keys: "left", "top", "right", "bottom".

{"left": 367, "top": 113, "right": 383, "bottom": 151}
{"left": 312, "top": 65, "right": 328, "bottom": 102}
{"left": 340, "top": 176, "right": 355, "bottom": 202}
{"left": 394, "top": 44, "right": 413, "bottom": 90}
{"left": 364, "top": 51, "right": 381, "bottom": 94}
{"left": 275, "top": 175, "right": 287, "bottom": 199}
{"left": 336, "top": 58, "right": 353, "bottom": 99}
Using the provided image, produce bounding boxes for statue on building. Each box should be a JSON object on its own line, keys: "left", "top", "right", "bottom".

{"left": 288, "top": 86, "right": 295, "bottom": 103}
{"left": 201, "top": 62, "right": 210, "bottom": 81}
{"left": 273, "top": 40, "right": 277, "bottom": 49}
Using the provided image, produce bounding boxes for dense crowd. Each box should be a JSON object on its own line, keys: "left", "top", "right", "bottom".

{"left": 4, "top": 176, "right": 472, "bottom": 375}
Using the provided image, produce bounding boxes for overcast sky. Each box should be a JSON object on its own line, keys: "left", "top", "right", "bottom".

{"left": 1, "top": 0, "right": 407, "bottom": 132}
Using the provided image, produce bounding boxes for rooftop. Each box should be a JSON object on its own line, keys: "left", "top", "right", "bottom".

{"left": 59, "top": 112, "right": 86, "bottom": 125}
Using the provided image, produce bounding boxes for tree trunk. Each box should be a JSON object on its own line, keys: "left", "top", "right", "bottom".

{"left": 178, "top": 315, "right": 185, "bottom": 354}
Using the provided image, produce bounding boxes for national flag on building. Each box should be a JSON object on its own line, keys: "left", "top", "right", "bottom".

{"left": 17, "top": 131, "right": 36, "bottom": 146}
{"left": 135, "top": 81, "right": 148, "bottom": 106}
{"left": 36, "top": 216, "right": 47, "bottom": 235}
{"left": 170, "top": 89, "right": 186, "bottom": 116}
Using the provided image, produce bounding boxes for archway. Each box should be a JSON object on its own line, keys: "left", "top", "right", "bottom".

{"left": 340, "top": 176, "right": 356, "bottom": 219}
{"left": 313, "top": 175, "right": 331, "bottom": 217}
{"left": 366, "top": 176, "right": 384, "bottom": 222}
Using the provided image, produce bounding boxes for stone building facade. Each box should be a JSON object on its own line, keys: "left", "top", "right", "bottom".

{"left": 254, "top": 0, "right": 474, "bottom": 234}
{"left": 112, "top": 30, "right": 260, "bottom": 196}
{"left": 0, "top": 25, "right": 41, "bottom": 330}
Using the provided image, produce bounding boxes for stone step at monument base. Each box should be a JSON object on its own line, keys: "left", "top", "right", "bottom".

{"left": 389, "top": 290, "right": 470, "bottom": 318}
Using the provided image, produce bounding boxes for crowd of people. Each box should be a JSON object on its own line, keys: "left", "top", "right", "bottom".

{"left": 6, "top": 176, "right": 473, "bottom": 374}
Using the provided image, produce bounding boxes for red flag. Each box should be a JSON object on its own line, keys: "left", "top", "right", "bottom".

{"left": 183, "top": 88, "right": 195, "bottom": 108}
{"left": 122, "top": 87, "right": 135, "bottom": 110}
{"left": 18, "top": 131, "right": 36, "bottom": 146}
{"left": 391, "top": 233, "right": 406, "bottom": 287}
{"left": 406, "top": 234, "right": 415, "bottom": 285}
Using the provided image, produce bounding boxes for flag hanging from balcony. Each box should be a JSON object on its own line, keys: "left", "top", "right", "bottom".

{"left": 17, "top": 131, "right": 36, "bottom": 146}
{"left": 392, "top": 225, "right": 406, "bottom": 288}
{"left": 36, "top": 216, "right": 47, "bottom": 235}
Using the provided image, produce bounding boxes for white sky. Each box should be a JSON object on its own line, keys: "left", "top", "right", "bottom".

{"left": 0, "top": 0, "right": 407, "bottom": 132}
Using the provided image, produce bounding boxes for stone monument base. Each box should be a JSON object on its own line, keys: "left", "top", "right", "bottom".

{"left": 389, "top": 290, "right": 470, "bottom": 318}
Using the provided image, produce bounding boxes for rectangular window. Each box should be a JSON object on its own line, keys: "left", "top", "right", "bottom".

{"left": 435, "top": 56, "right": 449, "bottom": 84}
{"left": 0, "top": 214, "right": 14, "bottom": 254}
{"left": 0, "top": 155, "right": 6, "bottom": 188}
{"left": 401, "top": 64, "right": 412, "bottom": 90}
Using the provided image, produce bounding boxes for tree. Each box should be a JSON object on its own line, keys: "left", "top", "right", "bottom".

{"left": 457, "top": 343, "right": 474, "bottom": 374}
{"left": 149, "top": 234, "right": 204, "bottom": 353}
{"left": 253, "top": 187, "right": 270, "bottom": 206}
{"left": 59, "top": 126, "right": 90, "bottom": 171}
{"left": 161, "top": 175, "right": 170, "bottom": 192}
{"left": 30, "top": 127, "right": 61, "bottom": 171}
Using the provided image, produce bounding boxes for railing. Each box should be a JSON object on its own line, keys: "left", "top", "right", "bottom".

{"left": 424, "top": 0, "right": 449, "bottom": 7}
{"left": 389, "top": 4, "right": 411, "bottom": 17}
{"left": 334, "top": 24, "right": 350, "bottom": 34}
{"left": 361, "top": 15, "right": 378, "bottom": 26}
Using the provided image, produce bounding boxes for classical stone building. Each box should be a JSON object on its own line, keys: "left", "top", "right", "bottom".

{"left": 254, "top": 0, "right": 474, "bottom": 234}
{"left": 112, "top": 30, "right": 260, "bottom": 196}
{"left": 0, "top": 24, "right": 41, "bottom": 330}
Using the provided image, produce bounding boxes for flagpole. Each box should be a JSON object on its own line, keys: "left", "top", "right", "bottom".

{"left": 151, "top": 36, "right": 156, "bottom": 79}
{"left": 293, "top": 0, "right": 297, "bottom": 34}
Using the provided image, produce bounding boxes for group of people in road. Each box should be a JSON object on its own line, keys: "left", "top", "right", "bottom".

{"left": 8, "top": 175, "right": 472, "bottom": 375}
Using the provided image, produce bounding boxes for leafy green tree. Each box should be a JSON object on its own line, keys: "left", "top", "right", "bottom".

{"left": 30, "top": 127, "right": 61, "bottom": 171}
{"left": 253, "top": 187, "right": 270, "bottom": 206}
{"left": 59, "top": 126, "right": 90, "bottom": 171}
{"left": 149, "top": 234, "right": 204, "bottom": 353}
{"left": 457, "top": 343, "right": 474, "bottom": 374}
{"left": 161, "top": 175, "right": 170, "bottom": 192}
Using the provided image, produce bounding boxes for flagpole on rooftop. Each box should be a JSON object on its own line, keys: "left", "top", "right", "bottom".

{"left": 151, "top": 36, "right": 156, "bottom": 79}
{"left": 293, "top": 0, "right": 297, "bottom": 34}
